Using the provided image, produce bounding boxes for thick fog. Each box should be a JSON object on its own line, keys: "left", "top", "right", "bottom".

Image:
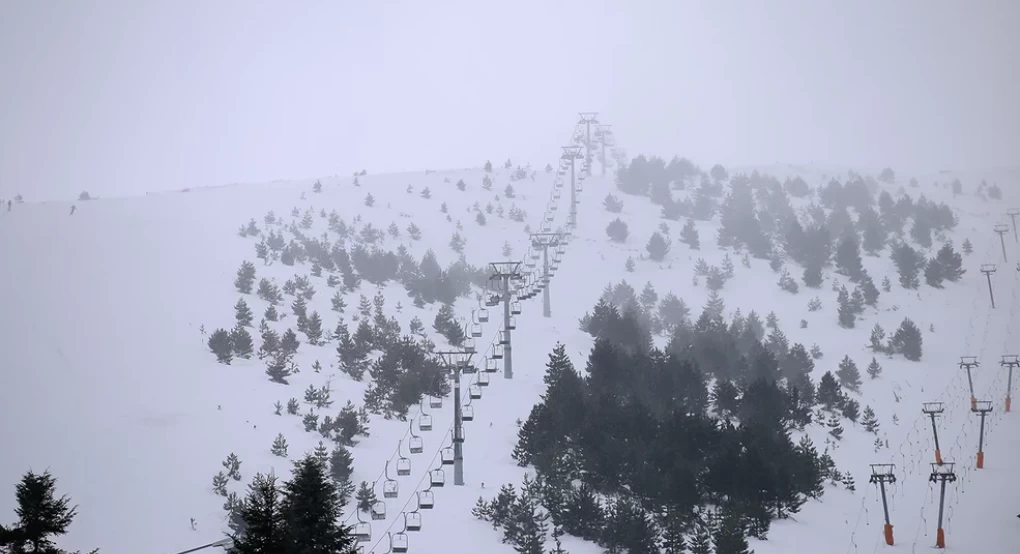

{"left": 1, "top": 0, "right": 1017, "bottom": 200}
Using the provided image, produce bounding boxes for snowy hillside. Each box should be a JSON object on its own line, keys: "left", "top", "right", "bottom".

{"left": 1, "top": 120, "right": 1018, "bottom": 554}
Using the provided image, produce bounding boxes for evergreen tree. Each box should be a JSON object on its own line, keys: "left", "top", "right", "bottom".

{"left": 680, "top": 218, "right": 700, "bottom": 249}
{"left": 304, "top": 311, "right": 324, "bottom": 345}
{"left": 231, "top": 324, "right": 254, "bottom": 359}
{"left": 209, "top": 328, "right": 234, "bottom": 364}
{"left": 235, "top": 298, "right": 254, "bottom": 327}
{"left": 962, "top": 238, "right": 973, "bottom": 255}
{"left": 836, "top": 356, "right": 861, "bottom": 392}
{"left": 229, "top": 472, "right": 287, "bottom": 554}
{"left": 859, "top": 274, "right": 880, "bottom": 306}
{"left": 689, "top": 524, "right": 713, "bottom": 554}
{"left": 924, "top": 258, "right": 944, "bottom": 288}
{"left": 0, "top": 470, "right": 87, "bottom": 554}
{"left": 265, "top": 305, "right": 279, "bottom": 322}
{"left": 271, "top": 433, "right": 288, "bottom": 456}
{"left": 935, "top": 242, "right": 965, "bottom": 281}
{"left": 862, "top": 406, "right": 880, "bottom": 433}
{"left": 866, "top": 357, "right": 882, "bottom": 379}
{"left": 713, "top": 511, "right": 750, "bottom": 554}
{"left": 280, "top": 455, "right": 356, "bottom": 553}
{"left": 827, "top": 413, "right": 844, "bottom": 440}
{"left": 835, "top": 235, "right": 864, "bottom": 280}
{"left": 890, "top": 318, "right": 923, "bottom": 361}
{"left": 891, "top": 242, "right": 923, "bottom": 288}
{"left": 817, "top": 371, "right": 842, "bottom": 409}
{"left": 266, "top": 350, "right": 294, "bottom": 384}
{"left": 235, "top": 261, "right": 257, "bottom": 293}
{"left": 869, "top": 324, "right": 886, "bottom": 352}
{"left": 646, "top": 232, "right": 671, "bottom": 261}
{"left": 837, "top": 286, "right": 855, "bottom": 328}
{"left": 606, "top": 218, "right": 629, "bottom": 242}
{"left": 331, "top": 291, "right": 346, "bottom": 313}
{"left": 841, "top": 397, "right": 860, "bottom": 422}
{"left": 355, "top": 481, "right": 377, "bottom": 513}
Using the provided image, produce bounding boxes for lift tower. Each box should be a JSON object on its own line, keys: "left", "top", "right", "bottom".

{"left": 577, "top": 112, "right": 599, "bottom": 174}
{"left": 869, "top": 464, "right": 897, "bottom": 545}
{"left": 972, "top": 400, "right": 993, "bottom": 469}
{"left": 561, "top": 145, "right": 583, "bottom": 228}
{"left": 929, "top": 462, "right": 957, "bottom": 549}
{"left": 1007, "top": 208, "right": 1020, "bottom": 242}
{"left": 436, "top": 350, "right": 473, "bottom": 485}
{"left": 981, "top": 264, "right": 997, "bottom": 308}
{"left": 1002, "top": 354, "right": 1018, "bottom": 412}
{"left": 487, "top": 261, "right": 524, "bottom": 379}
{"left": 595, "top": 124, "right": 611, "bottom": 177}
{"left": 960, "top": 356, "right": 980, "bottom": 411}
{"left": 922, "top": 401, "right": 945, "bottom": 465}
{"left": 530, "top": 232, "right": 563, "bottom": 317}
{"left": 994, "top": 223, "right": 1010, "bottom": 261}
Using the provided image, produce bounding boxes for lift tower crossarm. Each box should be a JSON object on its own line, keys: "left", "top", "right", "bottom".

{"left": 1007, "top": 208, "right": 1020, "bottom": 242}
{"left": 577, "top": 112, "right": 599, "bottom": 175}
{"left": 994, "top": 223, "right": 1010, "bottom": 261}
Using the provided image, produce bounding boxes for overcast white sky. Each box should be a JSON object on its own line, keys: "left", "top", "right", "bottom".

{"left": 1, "top": 0, "right": 1018, "bottom": 200}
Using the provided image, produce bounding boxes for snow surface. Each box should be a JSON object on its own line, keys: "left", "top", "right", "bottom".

{"left": 1, "top": 143, "right": 1018, "bottom": 554}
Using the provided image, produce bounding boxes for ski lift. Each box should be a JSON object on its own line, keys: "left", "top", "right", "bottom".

{"left": 396, "top": 442, "right": 411, "bottom": 475}
{"left": 406, "top": 511, "right": 422, "bottom": 531}
{"left": 417, "top": 399, "right": 433, "bottom": 432}
{"left": 462, "top": 404, "right": 474, "bottom": 421}
{"left": 525, "top": 258, "right": 537, "bottom": 269}
{"left": 545, "top": 213, "right": 554, "bottom": 222}
{"left": 477, "top": 307, "right": 489, "bottom": 323}
{"left": 491, "top": 344, "right": 503, "bottom": 359}
{"left": 463, "top": 336, "right": 476, "bottom": 353}
{"left": 485, "top": 356, "right": 498, "bottom": 373}
{"left": 441, "top": 447, "right": 455, "bottom": 465}
{"left": 354, "top": 515, "right": 371, "bottom": 542}
{"left": 462, "top": 360, "right": 478, "bottom": 374}
{"left": 371, "top": 500, "right": 386, "bottom": 520}
{"left": 469, "top": 384, "right": 482, "bottom": 400}
{"left": 409, "top": 424, "right": 424, "bottom": 452}
{"left": 478, "top": 371, "right": 490, "bottom": 386}
{"left": 485, "top": 293, "right": 500, "bottom": 307}
{"left": 418, "top": 489, "right": 434, "bottom": 508}
{"left": 454, "top": 425, "right": 465, "bottom": 443}
{"left": 498, "top": 331, "right": 509, "bottom": 345}
{"left": 470, "top": 322, "right": 482, "bottom": 338}
{"left": 383, "top": 462, "right": 399, "bottom": 498}
{"left": 429, "top": 395, "right": 442, "bottom": 409}
{"left": 391, "top": 531, "right": 408, "bottom": 553}
{"left": 552, "top": 189, "right": 561, "bottom": 200}
{"left": 507, "top": 317, "right": 517, "bottom": 330}
{"left": 549, "top": 203, "right": 558, "bottom": 212}
{"left": 430, "top": 469, "right": 445, "bottom": 487}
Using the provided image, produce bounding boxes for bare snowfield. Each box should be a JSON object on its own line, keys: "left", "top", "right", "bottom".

{"left": 1, "top": 142, "right": 1018, "bottom": 554}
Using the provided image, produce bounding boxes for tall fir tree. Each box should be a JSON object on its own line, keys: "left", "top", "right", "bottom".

{"left": 229, "top": 472, "right": 288, "bottom": 554}
{"left": 279, "top": 455, "right": 357, "bottom": 553}
{"left": 836, "top": 356, "right": 862, "bottom": 392}
{"left": 0, "top": 470, "right": 91, "bottom": 554}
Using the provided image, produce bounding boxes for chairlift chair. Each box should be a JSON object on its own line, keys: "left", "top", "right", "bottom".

{"left": 469, "top": 384, "right": 482, "bottom": 400}
{"left": 430, "top": 469, "right": 445, "bottom": 487}
{"left": 406, "top": 511, "right": 422, "bottom": 531}
{"left": 371, "top": 500, "right": 386, "bottom": 520}
{"left": 418, "top": 413, "right": 432, "bottom": 432}
{"left": 354, "top": 519, "right": 371, "bottom": 542}
{"left": 441, "top": 447, "right": 455, "bottom": 465}
{"left": 418, "top": 489, "right": 435, "bottom": 509}
{"left": 477, "top": 307, "right": 489, "bottom": 323}
{"left": 511, "top": 302, "right": 521, "bottom": 315}
{"left": 396, "top": 442, "right": 412, "bottom": 474}
{"left": 507, "top": 317, "right": 516, "bottom": 330}
{"left": 463, "top": 336, "right": 476, "bottom": 353}
{"left": 485, "top": 294, "right": 500, "bottom": 307}
{"left": 485, "top": 356, "right": 498, "bottom": 372}
{"left": 462, "top": 360, "right": 478, "bottom": 374}
{"left": 492, "top": 344, "right": 503, "bottom": 359}
{"left": 470, "top": 322, "right": 482, "bottom": 338}
{"left": 391, "top": 532, "right": 408, "bottom": 553}
{"left": 429, "top": 395, "right": 442, "bottom": 409}
{"left": 478, "top": 371, "right": 490, "bottom": 386}
{"left": 462, "top": 404, "right": 474, "bottom": 421}
{"left": 498, "top": 331, "right": 509, "bottom": 344}
{"left": 383, "top": 462, "right": 399, "bottom": 498}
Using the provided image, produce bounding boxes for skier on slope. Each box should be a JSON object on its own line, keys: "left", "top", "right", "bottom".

{"left": 69, "top": 205, "right": 76, "bottom": 215}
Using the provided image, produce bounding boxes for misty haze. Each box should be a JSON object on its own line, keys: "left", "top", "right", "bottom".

{"left": 1, "top": 2, "right": 1018, "bottom": 554}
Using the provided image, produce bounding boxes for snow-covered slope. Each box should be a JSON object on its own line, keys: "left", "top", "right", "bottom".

{"left": 1, "top": 131, "right": 1017, "bottom": 554}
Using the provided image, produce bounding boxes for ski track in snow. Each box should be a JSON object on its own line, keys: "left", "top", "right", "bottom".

{"left": 1, "top": 146, "right": 1018, "bottom": 554}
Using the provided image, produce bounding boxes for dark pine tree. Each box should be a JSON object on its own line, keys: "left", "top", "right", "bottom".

{"left": 280, "top": 455, "right": 357, "bottom": 554}
{"left": 835, "top": 235, "right": 865, "bottom": 281}
{"left": 229, "top": 472, "right": 288, "bottom": 554}
{"left": 0, "top": 470, "right": 86, "bottom": 554}
{"left": 713, "top": 510, "right": 751, "bottom": 554}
